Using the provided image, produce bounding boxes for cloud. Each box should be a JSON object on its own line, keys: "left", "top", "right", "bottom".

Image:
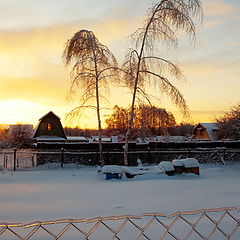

{"left": 203, "top": 1, "right": 235, "bottom": 16}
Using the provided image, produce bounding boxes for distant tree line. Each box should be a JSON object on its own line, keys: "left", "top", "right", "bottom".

{"left": 1, "top": 104, "right": 239, "bottom": 149}
{"left": 64, "top": 104, "right": 195, "bottom": 140}
{"left": 105, "top": 105, "right": 176, "bottom": 139}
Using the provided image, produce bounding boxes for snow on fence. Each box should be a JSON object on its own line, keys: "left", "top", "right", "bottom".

{"left": 0, "top": 207, "right": 239, "bottom": 239}
{"left": 0, "top": 148, "right": 239, "bottom": 170}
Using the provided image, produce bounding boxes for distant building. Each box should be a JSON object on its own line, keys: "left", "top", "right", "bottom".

{"left": 34, "top": 111, "right": 67, "bottom": 142}
{"left": 193, "top": 123, "right": 218, "bottom": 141}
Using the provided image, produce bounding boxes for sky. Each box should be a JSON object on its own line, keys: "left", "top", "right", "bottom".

{"left": 0, "top": 0, "right": 239, "bottom": 128}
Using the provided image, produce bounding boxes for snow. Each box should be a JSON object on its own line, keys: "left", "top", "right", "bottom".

{"left": 172, "top": 159, "right": 184, "bottom": 166}
{"left": 66, "top": 136, "right": 88, "bottom": 142}
{"left": 181, "top": 158, "right": 199, "bottom": 168}
{"left": 0, "top": 163, "right": 239, "bottom": 225}
{"left": 35, "top": 136, "right": 66, "bottom": 141}
{"left": 194, "top": 123, "right": 218, "bottom": 141}
{"left": 158, "top": 161, "right": 175, "bottom": 171}
{"left": 102, "top": 165, "right": 122, "bottom": 173}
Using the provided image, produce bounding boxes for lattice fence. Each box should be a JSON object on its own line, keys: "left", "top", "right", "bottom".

{"left": 0, "top": 207, "right": 239, "bottom": 240}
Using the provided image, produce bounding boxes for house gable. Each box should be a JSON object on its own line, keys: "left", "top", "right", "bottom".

{"left": 34, "top": 111, "right": 66, "bottom": 141}
{"left": 193, "top": 123, "right": 218, "bottom": 141}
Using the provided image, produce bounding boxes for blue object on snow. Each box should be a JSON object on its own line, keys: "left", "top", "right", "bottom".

{"left": 105, "top": 173, "right": 122, "bottom": 180}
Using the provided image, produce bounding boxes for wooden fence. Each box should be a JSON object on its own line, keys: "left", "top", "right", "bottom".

{"left": 0, "top": 148, "right": 239, "bottom": 170}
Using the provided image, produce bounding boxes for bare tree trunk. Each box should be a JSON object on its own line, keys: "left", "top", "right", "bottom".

{"left": 123, "top": 10, "right": 156, "bottom": 166}
{"left": 63, "top": 29, "right": 118, "bottom": 167}
{"left": 93, "top": 49, "right": 104, "bottom": 166}
{"left": 123, "top": 0, "right": 201, "bottom": 165}
{"left": 96, "top": 90, "right": 104, "bottom": 166}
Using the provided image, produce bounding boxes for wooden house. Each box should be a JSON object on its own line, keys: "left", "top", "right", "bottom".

{"left": 34, "top": 111, "right": 67, "bottom": 142}
{"left": 193, "top": 123, "right": 218, "bottom": 141}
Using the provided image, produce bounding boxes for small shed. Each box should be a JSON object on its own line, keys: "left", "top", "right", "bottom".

{"left": 34, "top": 111, "right": 67, "bottom": 142}
{"left": 193, "top": 123, "right": 218, "bottom": 141}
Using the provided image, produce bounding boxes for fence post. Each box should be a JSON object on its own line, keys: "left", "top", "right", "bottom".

{"left": 32, "top": 156, "right": 35, "bottom": 167}
{"left": 4, "top": 154, "right": 6, "bottom": 168}
{"left": 60, "top": 148, "right": 64, "bottom": 168}
{"left": 13, "top": 148, "right": 17, "bottom": 171}
{"left": 148, "top": 146, "right": 151, "bottom": 164}
{"left": 187, "top": 149, "right": 191, "bottom": 158}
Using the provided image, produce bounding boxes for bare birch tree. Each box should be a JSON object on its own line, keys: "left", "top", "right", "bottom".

{"left": 216, "top": 104, "right": 240, "bottom": 140}
{"left": 123, "top": 0, "right": 202, "bottom": 165}
{"left": 63, "top": 30, "right": 118, "bottom": 166}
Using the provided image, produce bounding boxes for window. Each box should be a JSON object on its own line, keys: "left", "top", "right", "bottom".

{"left": 47, "top": 123, "right": 52, "bottom": 131}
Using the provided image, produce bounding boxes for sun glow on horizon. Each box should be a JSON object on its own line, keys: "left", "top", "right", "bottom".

{"left": 0, "top": 99, "right": 59, "bottom": 126}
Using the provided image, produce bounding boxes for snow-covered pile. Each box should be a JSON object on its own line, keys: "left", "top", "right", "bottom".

{"left": 172, "top": 159, "right": 184, "bottom": 167}
{"left": 181, "top": 158, "right": 199, "bottom": 168}
{"left": 158, "top": 161, "right": 175, "bottom": 171}
{"left": 158, "top": 161, "right": 175, "bottom": 176}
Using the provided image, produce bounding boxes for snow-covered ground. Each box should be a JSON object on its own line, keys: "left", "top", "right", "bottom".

{"left": 0, "top": 163, "right": 239, "bottom": 223}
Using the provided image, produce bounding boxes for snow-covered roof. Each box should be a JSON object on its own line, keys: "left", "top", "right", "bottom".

{"left": 111, "top": 136, "right": 118, "bottom": 143}
{"left": 35, "top": 136, "right": 66, "bottom": 142}
{"left": 67, "top": 136, "right": 88, "bottom": 142}
{"left": 92, "top": 136, "right": 111, "bottom": 142}
{"left": 199, "top": 123, "right": 218, "bottom": 130}
{"left": 194, "top": 123, "right": 218, "bottom": 141}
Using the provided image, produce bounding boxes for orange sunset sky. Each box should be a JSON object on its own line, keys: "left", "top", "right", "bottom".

{"left": 0, "top": 0, "right": 239, "bottom": 128}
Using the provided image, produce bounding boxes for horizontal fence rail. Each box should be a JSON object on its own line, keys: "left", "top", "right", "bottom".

{"left": 0, "top": 207, "right": 239, "bottom": 240}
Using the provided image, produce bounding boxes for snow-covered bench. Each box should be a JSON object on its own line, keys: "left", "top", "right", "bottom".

{"left": 102, "top": 165, "right": 123, "bottom": 180}
{"left": 102, "top": 165, "right": 144, "bottom": 179}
